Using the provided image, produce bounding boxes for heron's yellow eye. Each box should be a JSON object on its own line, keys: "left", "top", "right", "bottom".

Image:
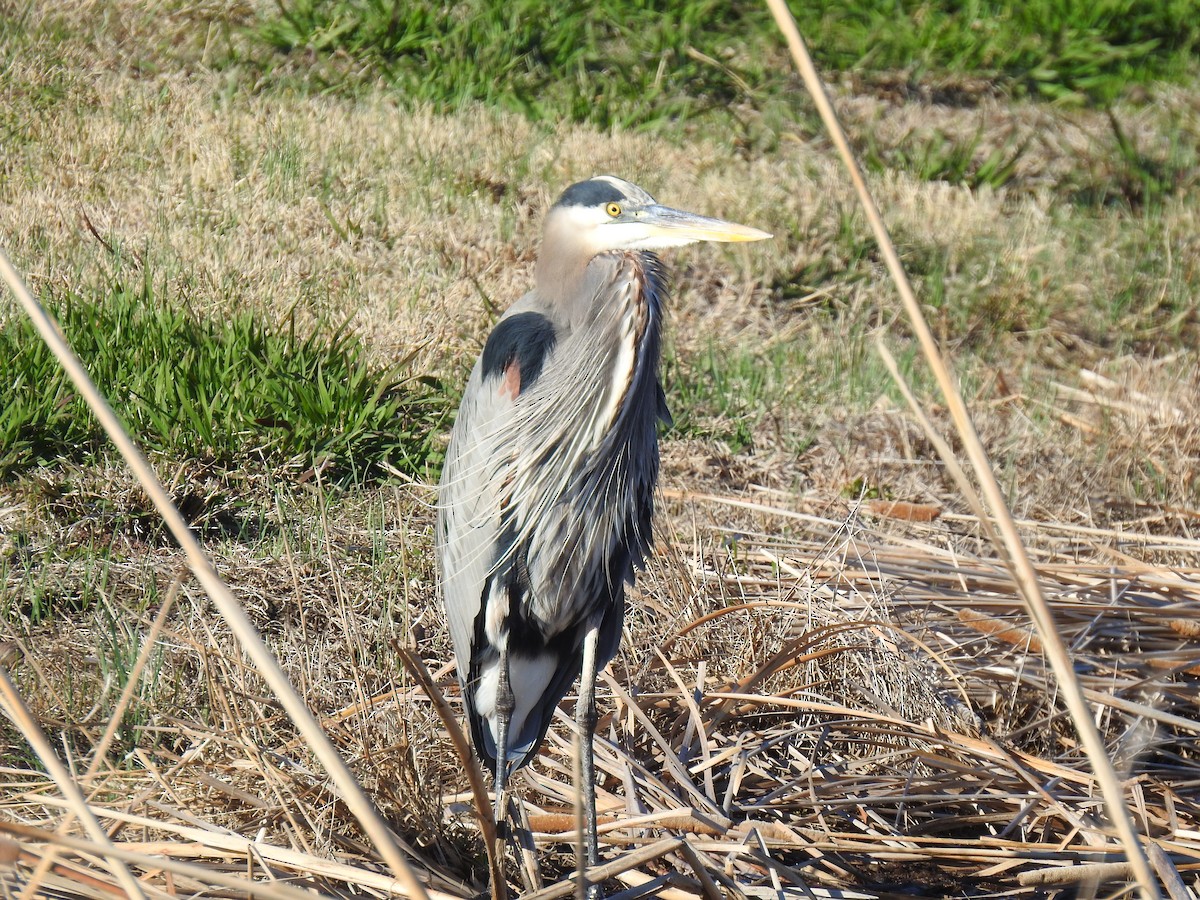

{"left": 605, "top": 202, "right": 621, "bottom": 218}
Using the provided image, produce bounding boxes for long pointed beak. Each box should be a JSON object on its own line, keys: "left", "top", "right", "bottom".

{"left": 638, "top": 204, "right": 772, "bottom": 243}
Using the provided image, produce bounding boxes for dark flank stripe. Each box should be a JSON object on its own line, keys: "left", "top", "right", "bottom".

{"left": 481, "top": 311, "right": 557, "bottom": 393}
{"left": 466, "top": 588, "right": 497, "bottom": 772}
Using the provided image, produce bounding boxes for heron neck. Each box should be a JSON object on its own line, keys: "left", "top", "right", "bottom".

{"left": 534, "top": 235, "right": 590, "bottom": 314}
{"left": 536, "top": 248, "right": 662, "bottom": 331}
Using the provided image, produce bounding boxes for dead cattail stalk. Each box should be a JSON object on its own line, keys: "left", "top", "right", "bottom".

{"left": 866, "top": 500, "right": 942, "bottom": 522}
{"left": 1169, "top": 619, "right": 1200, "bottom": 638}
{"left": 958, "top": 608, "right": 1045, "bottom": 654}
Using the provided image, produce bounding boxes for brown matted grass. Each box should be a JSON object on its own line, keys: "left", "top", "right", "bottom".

{"left": 2, "top": 1, "right": 1199, "bottom": 898}
{"left": 2, "top": 424, "right": 1198, "bottom": 897}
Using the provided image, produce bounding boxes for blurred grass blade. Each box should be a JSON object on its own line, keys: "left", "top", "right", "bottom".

{"left": 0, "top": 668, "right": 148, "bottom": 900}
{"left": 761, "top": 2, "right": 1162, "bottom": 897}
{"left": 0, "top": 245, "right": 433, "bottom": 900}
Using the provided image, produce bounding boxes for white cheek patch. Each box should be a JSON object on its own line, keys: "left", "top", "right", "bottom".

{"left": 555, "top": 204, "right": 610, "bottom": 256}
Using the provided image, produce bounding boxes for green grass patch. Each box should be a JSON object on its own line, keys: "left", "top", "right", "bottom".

{"left": 0, "top": 7, "right": 87, "bottom": 153}
{"left": 0, "top": 277, "right": 448, "bottom": 485}
{"left": 253, "top": 0, "right": 778, "bottom": 130}
{"left": 3, "top": 540, "right": 115, "bottom": 623}
{"left": 664, "top": 330, "right": 933, "bottom": 455}
{"left": 860, "top": 125, "right": 1030, "bottom": 192}
{"left": 248, "top": 0, "right": 1200, "bottom": 133}
{"left": 666, "top": 340, "right": 791, "bottom": 453}
{"left": 1064, "top": 109, "right": 1200, "bottom": 210}
{"left": 858, "top": 106, "right": 1200, "bottom": 210}
{"left": 802, "top": 0, "right": 1200, "bottom": 105}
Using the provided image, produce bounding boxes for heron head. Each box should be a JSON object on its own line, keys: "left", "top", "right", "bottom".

{"left": 545, "top": 175, "right": 771, "bottom": 255}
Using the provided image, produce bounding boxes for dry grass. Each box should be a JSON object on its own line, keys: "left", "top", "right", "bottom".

{"left": 2, "top": 365, "right": 1197, "bottom": 896}
{"left": 2, "top": 1, "right": 1199, "bottom": 898}
{"left": 3, "top": 467, "right": 1198, "bottom": 897}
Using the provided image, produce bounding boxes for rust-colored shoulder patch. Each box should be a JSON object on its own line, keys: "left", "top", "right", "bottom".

{"left": 499, "top": 357, "right": 522, "bottom": 399}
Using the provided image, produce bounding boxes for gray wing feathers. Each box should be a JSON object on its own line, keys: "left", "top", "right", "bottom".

{"left": 436, "top": 357, "right": 516, "bottom": 681}
{"left": 437, "top": 256, "right": 664, "bottom": 772}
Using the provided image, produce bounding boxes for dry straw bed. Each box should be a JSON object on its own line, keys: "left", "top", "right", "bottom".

{"left": 0, "top": 490, "right": 1198, "bottom": 899}
{"left": 3, "top": 2, "right": 1200, "bottom": 899}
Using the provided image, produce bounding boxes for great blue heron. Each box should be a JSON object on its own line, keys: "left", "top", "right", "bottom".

{"left": 437, "top": 175, "right": 769, "bottom": 893}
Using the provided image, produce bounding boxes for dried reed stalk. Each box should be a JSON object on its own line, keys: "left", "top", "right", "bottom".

{"left": 0, "top": 246, "right": 431, "bottom": 900}
{"left": 0, "top": 672, "right": 147, "bottom": 899}
{"left": 396, "top": 643, "right": 507, "bottom": 900}
{"left": 17, "top": 575, "right": 183, "bottom": 900}
{"left": 760, "top": 4, "right": 1161, "bottom": 896}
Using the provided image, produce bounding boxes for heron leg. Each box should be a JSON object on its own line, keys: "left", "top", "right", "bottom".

{"left": 576, "top": 621, "right": 602, "bottom": 899}
{"left": 494, "top": 638, "right": 514, "bottom": 833}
